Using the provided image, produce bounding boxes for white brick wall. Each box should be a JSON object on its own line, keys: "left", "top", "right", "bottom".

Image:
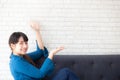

{"left": 0, "top": 0, "right": 120, "bottom": 79}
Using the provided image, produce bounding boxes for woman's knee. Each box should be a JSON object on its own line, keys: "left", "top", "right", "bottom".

{"left": 59, "top": 68, "right": 71, "bottom": 73}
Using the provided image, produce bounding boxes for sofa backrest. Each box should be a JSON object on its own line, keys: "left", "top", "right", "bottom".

{"left": 38, "top": 55, "right": 120, "bottom": 80}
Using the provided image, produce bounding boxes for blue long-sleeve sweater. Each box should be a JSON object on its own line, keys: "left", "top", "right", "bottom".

{"left": 9, "top": 42, "right": 55, "bottom": 80}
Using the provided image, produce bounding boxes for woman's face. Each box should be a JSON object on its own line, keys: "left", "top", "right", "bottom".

{"left": 11, "top": 36, "right": 28, "bottom": 55}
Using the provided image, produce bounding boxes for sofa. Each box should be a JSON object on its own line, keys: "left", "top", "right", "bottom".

{"left": 37, "top": 55, "right": 120, "bottom": 80}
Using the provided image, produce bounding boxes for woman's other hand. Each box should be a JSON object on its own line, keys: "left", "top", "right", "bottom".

{"left": 50, "top": 46, "right": 64, "bottom": 55}
{"left": 48, "top": 46, "right": 64, "bottom": 60}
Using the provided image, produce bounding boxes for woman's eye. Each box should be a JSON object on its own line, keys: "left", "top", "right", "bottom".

{"left": 25, "top": 42, "right": 28, "bottom": 44}
{"left": 19, "top": 42, "right": 23, "bottom": 45}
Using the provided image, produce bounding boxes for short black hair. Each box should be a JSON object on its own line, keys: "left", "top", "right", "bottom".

{"left": 8, "top": 32, "right": 28, "bottom": 46}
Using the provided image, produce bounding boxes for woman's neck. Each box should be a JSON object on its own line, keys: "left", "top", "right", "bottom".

{"left": 12, "top": 52, "right": 23, "bottom": 57}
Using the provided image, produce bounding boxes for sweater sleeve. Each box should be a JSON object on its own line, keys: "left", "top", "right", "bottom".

{"left": 28, "top": 41, "right": 49, "bottom": 61}
{"left": 14, "top": 58, "right": 55, "bottom": 79}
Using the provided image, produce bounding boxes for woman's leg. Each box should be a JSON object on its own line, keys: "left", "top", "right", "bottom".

{"left": 52, "top": 68, "right": 80, "bottom": 80}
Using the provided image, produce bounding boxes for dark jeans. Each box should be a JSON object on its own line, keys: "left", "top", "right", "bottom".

{"left": 52, "top": 68, "right": 80, "bottom": 80}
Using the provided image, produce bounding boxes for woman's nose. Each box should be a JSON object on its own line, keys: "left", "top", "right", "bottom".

{"left": 23, "top": 43, "right": 28, "bottom": 48}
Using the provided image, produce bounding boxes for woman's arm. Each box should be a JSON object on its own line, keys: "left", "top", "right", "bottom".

{"left": 30, "top": 21, "right": 44, "bottom": 50}
{"left": 13, "top": 58, "right": 55, "bottom": 78}
{"left": 30, "top": 21, "right": 64, "bottom": 60}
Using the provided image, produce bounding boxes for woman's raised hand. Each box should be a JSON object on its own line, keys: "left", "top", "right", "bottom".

{"left": 30, "top": 21, "right": 40, "bottom": 32}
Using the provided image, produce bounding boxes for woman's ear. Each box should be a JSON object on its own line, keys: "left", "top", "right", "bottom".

{"left": 10, "top": 43, "right": 15, "bottom": 50}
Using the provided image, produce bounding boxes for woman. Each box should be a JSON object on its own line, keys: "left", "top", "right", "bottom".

{"left": 9, "top": 21, "right": 79, "bottom": 80}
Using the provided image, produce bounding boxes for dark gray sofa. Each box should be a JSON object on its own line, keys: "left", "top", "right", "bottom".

{"left": 37, "top": 55, "right": 120, "bottom": 80}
